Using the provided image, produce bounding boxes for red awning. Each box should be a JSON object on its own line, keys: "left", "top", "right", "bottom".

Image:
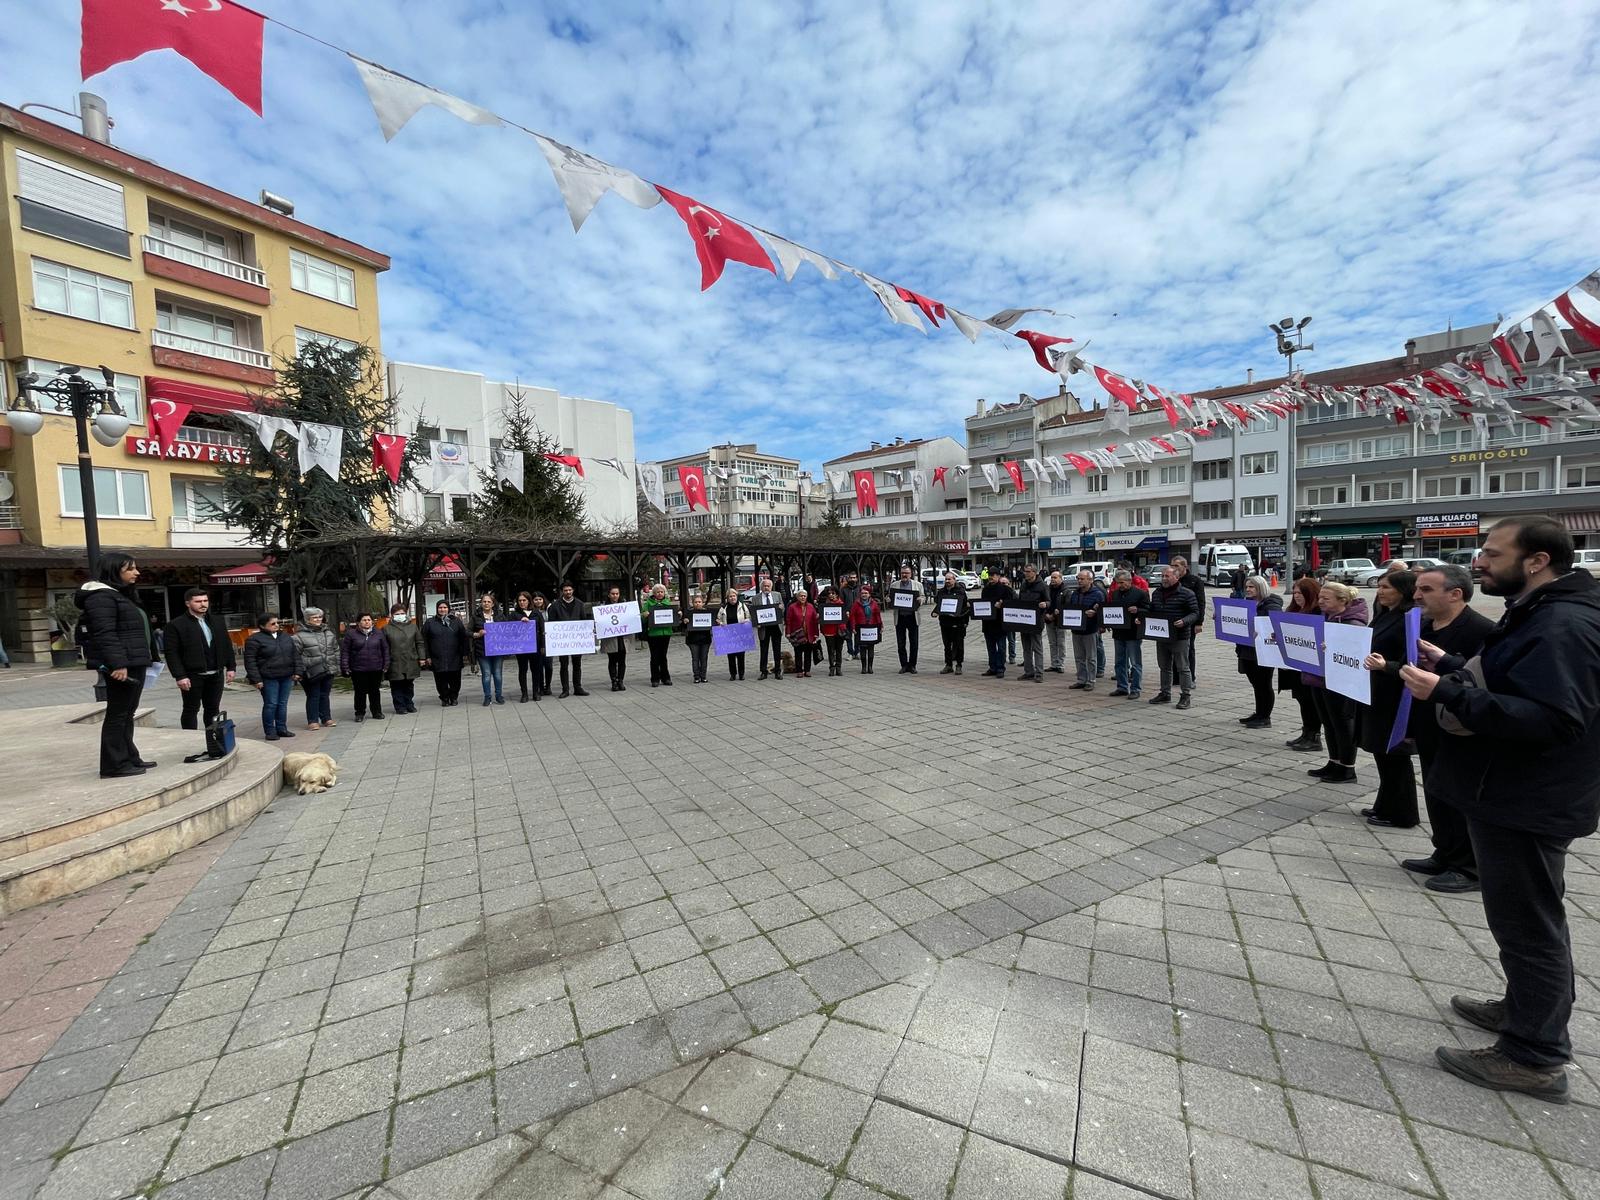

{"left": 146, "top": 376, "right": 255, "bottom": 415}
{"left": 209, "top": 561, "right": 274, "bottom": 585}
{"left": 1562, "top": 511, "right": 1600, "bottom": 533}
{"left": 426, "top": 553, "right": 466, "bottom": 581}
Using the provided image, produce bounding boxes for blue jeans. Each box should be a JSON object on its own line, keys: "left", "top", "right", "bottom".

{"left": 984, "top": 629, "right": 1007, "bottom": 675}
{"left": 480, "top": 656, "right": 504, "bottom": 700}
{"left": 260, "top": 676, "right": 292, "bottom": 733}
{"left": 1096, "top": 636, "right": 1106, "bottom": 677}
{"left": 1115, "top": 640, "right": 1143, "bottom": 694}
{"left": 302, "top": 674, "right": 334, "bottom": 724}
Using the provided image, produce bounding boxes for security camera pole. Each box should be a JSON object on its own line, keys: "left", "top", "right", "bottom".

{"left": 1269, "top": 317, "right": 1314, "bottom": 577}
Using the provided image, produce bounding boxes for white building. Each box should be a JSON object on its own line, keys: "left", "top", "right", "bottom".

{"left": 824, "top": 435, "right": 968, "bottom": 551}
{"left": 1181, "top": 382, "right": 1294, "bottom": 569}
{"left": 386, "top": 362, "right": 636, "bottom": 529}
{"left": 656, "top": 443, "right": 805, "bottom": 534}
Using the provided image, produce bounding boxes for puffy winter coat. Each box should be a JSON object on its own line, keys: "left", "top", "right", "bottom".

{"left": 75, "top": 581, "right": 154, "bottom": 672}
{"left": 422, "top": 615, "right": 470, "bottom": 671}
{"left": 340, "top": 626, "right": 390, "bottom": 674}
{"left": 383, "top": 618, "right": 426, "bottom": 681}
{"left": 292, "top": 625, "right": 340, "bottom": 680}
{"left": 243, "top": 630, "right": 298, "bottom": 682}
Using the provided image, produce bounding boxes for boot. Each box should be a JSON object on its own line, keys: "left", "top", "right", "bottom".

{"left": 955, "top": 664, "right": 962, "bottom": 674}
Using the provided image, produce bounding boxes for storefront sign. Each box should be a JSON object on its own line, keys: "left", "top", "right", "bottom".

{"left": 1447, "top": 448, "right": 1528, "bottom": 464}
{"left": 1415, "top": 512, "right": 1479, "bottom": 538}
{"left": 941, "top": 540, "right": 969, "bottom": 553}
{"left": 126, "top": 436, "right": 248, "bottom": 464}
{"left": 1094, "top": 530, "right": 1169, "bottom": 553}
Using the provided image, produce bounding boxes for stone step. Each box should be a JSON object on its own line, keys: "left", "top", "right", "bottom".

{"left": 0, "top": 740, "right": 284, "bottom": 916}
{"left": 60, "top": 701, "right": 158, "bottom": 728}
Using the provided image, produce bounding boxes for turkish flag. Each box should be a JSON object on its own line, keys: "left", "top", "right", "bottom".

{"left": 1093, "top": 366, "right": 1141, "bottom": 408}
{"left": 543, "top": 453, "right": 585, "bottom": 477}
{"left": 655, "top": 186, "right": 776, "bottom": 291}
{"left": 82, "top": 0, "right": 266, "bottom": 116}
{"left": 852, "top": 470, "right": 878, "bottom": 515}
{"left": 372, "top": 432, "right": 407, "bottom": 484}
{"left": 1150, "top": 437, "right": 1177, "bottom": 455}
{"left": 1310, "top": 539, "right": 1321, "bottom": 570}
{"left": 932, "top": 466, "right": 948, "bottom": 489}
{"left": 1146, "top": 384, "right": 1181, "bottom": 428}
{"left": 1015, "top": 330, "right": 1073, "bottom": 372}
{"left": 1002, "top": 460, "right": 1026, "bottom": 492}
{"left": 1555, "top": 292, "right": 1600, "bottom": 348}
{"left": 678, "top": 465, "right": 709, "bottom": 511}
{"left": 894, "top": 286, "right": 945, "bottom": 326}
{"left": 1063, "top": 453, "right": 1095, "bottom": 477}
{"left": 148, "top": 397, "right": 191, "bottom": 456}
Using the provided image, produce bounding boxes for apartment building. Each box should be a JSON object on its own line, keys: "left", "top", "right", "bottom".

{"left": 823, "top": 435, "right": 967, "bottom": 554}
{"left": 657, "top": 443, "right": 806, "bottom": 534}
{"left": 0, "top": 102, "right": 388, "bottom": 658}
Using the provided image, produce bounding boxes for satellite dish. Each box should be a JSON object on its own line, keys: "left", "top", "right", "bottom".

{"left": 0, "top": 476, "right": 13, "bottom": 501}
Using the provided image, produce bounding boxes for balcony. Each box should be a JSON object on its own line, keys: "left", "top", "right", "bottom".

{"left": 151, "top": 329, "right": 275, "bottom": 386}
{"left": 142, "top": 235, "right": 270, "bottom": 306}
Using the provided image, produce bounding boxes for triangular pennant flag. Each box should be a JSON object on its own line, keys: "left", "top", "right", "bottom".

{"left": 372, "top": 432, "right": 407, "bottom": 484}
{"left": 534, "top": 135, "right": 661, "bottom": 232}
{"left": 894, "top": 286, "right": 946, "bottom": 327}
{"left": 758, "top": 231, "right": 840, "bottom": 282}
{"left": 237, "top": 413, "right": 298, "bottom": 452}
{"left": 1015, "top": 330, "right": 1074, "bottom": 373}
{"left": 298, "top": 421, "right": 344, "bottom": 480}
{"left": 350, "top": 57, "right": 503, "bottom": 142}
{"left": 932, "top": 466, "right": 949, "bottom": 489}
{"left": 597, "top": 456, "right": 628, "bottom": 475}
{"left": 1104, "top": 399, "right": 1130, "bottom": 435}
{"left": 711, "top": 465, "right": 735, "bottom": 480}
{"left": 1025, "top": 458, "right": 1047, "bottom": 483}
{"left": 82, "top": 0, "right": 265, "bottom": 115}
{"left": 947, "top": 309, "right": 985, "bottom": 344}
{"left": 1047, "top": 457, "right": 1069, "bottom": 482}
{"left": 655, "top": 186, "right": 776, "bottom": 290}
{"left": 986, "top": 307, "right": 1060, "bottom": 331}
{"left": 492, "top": 447, "right": 525, "bottom": 492}
{"left": 1063, "top": 453, "right": 1095, "bottom": 477}
{"left": 543, "top": 452, "right": 585, "bottom": 477}
{"left": 1553, "top": 293, "right": 1600, "bottom": 351}
{"left": 910, "top": 470, "right": 927, "bottom": 502}
{"left": 1150, "top": 437, "right": 1177, "bottom": 455}
{"left": 1093, "top": 366, "right": 1141, "bottom": 408}
{"left": 981, "top": 463, "right": 1001, "bottom": 492}
{"left": 827, "top": 470, "right": 848, "bottom": 494}
{"left": 850, "top": 269, "right": 926, "bottom": 331}
{"left": 1003, "top": 461, "right": 1027, "bottom": 492}
{"left": 149, "top": 397, "right": 191, "bottom": 456}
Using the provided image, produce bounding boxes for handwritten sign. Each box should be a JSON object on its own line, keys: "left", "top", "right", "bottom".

{"left": 544, "top": 620, "right": 597, "bottom": 656}
{"left": 1324, "top": 624, "right": 1374, "bottom": 704}
{"left": 1061, "top": 609, "right": 1083, "bottom": 629}
{"left": 651, "top": 607, "right": 675, "bottom": 627}
{"left": 484, "top": 621, "right": 539, "bottom": 656}
{"left": 712, "top": 623, "right": 756, "bottom": 655}
{"left": 691, "top": 611, "right": 713, "bottom": 630}
{"left": 593, "top": 601, "right": 641, "bottom": 637}
{"left": 1144, "top": 617, "right": 1171, "bottom": 640}
{"left": 1102, "top": 606, "right": 1126, "bottom": 627}
{"left": 1212, "top": 598, "right": 1255, "bottom": 647}
{"left": 823, "top": 605, "right": 844, "bottom": 623}
{"left": 755, "top": 605, "right": 779, "bottom": 626}
{"left": 972, "top": 601, "right": 994, "bottom": 619}
{"left": 1269, "top": 612, "right": 1325, "bottom": 673}
{"left": 858, "top": 625, "right": 881, "bottom": 643}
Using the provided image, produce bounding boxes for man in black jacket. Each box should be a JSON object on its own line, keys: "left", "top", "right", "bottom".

{"left": 752, "top": 575, "right": 786, "bottom": 679}
{"left": 548, "top": 583, "right": 591, "bottom": 697}
{"left": 890, "top": 565, "right": 923, "bottom": 674}
{"left": 1402, "top": 519, "right": 1600, "bottom": 1102}
{"left": 1044, "top": 569, "right": 1069, "bottom": 673}
{"left": 1172, "top": 555, "right": 1205, "bottom": 684}
{"left": 979, "top": 575, "right": 1015, "bottom": 677}
{"left": 1147, "top": 565, "right": 1199, "bottom": 708}
{"left": 1013, "top": 565, "right": 1050, "bottom": 681}
{"left": 164, "top": 587, "right": 236, "bottom": 730}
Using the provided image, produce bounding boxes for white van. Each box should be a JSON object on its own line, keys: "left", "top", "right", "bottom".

{"left": 1197, "top": 543, "right": 1256, "bottom": 586}
{"left": 1067, "top": 561, "right": 1114, "bottom": 585}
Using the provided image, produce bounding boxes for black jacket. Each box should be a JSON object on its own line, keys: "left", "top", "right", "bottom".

{"left": 934, "top": 585, "right": 969, "bottom": 627}
{"left": 1045, "top": 581, "right": 1069, "bottom": 625}
{"left": 548, "top": 596, "right": 590, "bottom": 623}
{"left": 164, "top": 611, "right": 236, "bottom": 681}
{"left": 1235, "top": 593, "right": 1283, "bottom": 670}
{"left": 1105, "top": 584, "right": 1147, "bottom": 642}
{"left": 1146, "top": 582, "right": 1200, "bottom": 633}
{"left": 76, "top": 581, "right": 154, "bottom": 672}
{"left": 1357, "top": 601, "right": 1413, "bottom": 754}
{"left": 1013, "top": 576, "right": 1049, "bottom": 625}
{"left": 1386, "top": 608, "right": 1495, "bottom": 749}
{"left": 422, "top": 615, "right": 471, "bottom": 672}
{"left": 1428, "top": 571, "right": 1600, "bottom": 837}
{"left": 1062, "top": 585, "right": 1105, "bottom": 635}
{"left": 1177, "top": 572, "right": 1206, "bottom": 632}
{"left": 979, "top": 581, "right": 1015, "bottom": 630}
{"left": 243, "top": 630, "right": 298, "bottom": 682}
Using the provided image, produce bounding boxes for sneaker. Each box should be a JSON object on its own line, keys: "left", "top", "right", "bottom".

{"left": 1449, "top": 995, "right": 1505, "bottom": 1034}
{"left": 1242, "top": 717, "right": 1271, "bottom": 729}
{"left": 1110, "top": 688, "right": 1129, "bottom": 697}
{"left": 1175, "top": 694, "right": 1191, "bottom": 710}
{"left": 1402, "top": 856, "right": 1446, "bottom": 876}
{"left": 1434, "top": 1045, "right": 1567, "bottom": 1103}
{"left": 1426, "top": 870, "right": 1480, "bottom": 893}
{"left": 1148, "top": 693, "right": 1171, "bottom": 705}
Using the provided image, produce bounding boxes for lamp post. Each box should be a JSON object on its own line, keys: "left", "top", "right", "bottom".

{"left": 1269, "top": 317, "right": 1314, "bottom": 581}
{"left": 1025, "top": 514, "right": 1037, "bottom": 569}
{"left": 1295, "top": 507, "right": 1323, "bottom": 575}
{"left": 7, "top": 365, "right": 128, "bottom": 576}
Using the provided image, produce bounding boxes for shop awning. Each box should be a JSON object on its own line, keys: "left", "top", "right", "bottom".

{"left": 209, "top": 561, "right": 274, "bottom": 585}
{"left": 146, "top": 376, "right": 256, "bottom": 415}
{"left": 1561, "top": 511, "right": 1600, "bottom": 533}
{"left": 425, "top": 553, "right": 466, "bottom": 580}
{"left": 1305, "top": 522, "right": 1404, "bottom": 538}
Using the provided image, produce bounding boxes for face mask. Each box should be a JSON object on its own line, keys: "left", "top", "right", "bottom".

{"left": 393, "top": 613, "right": 409, "bottom": 623}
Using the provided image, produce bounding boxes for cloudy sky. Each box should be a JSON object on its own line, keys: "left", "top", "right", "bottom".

{"left": 6, "top": 1, "right": 1599, "bottom": 470}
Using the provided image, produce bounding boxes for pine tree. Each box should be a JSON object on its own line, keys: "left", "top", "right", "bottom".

{"left": 470, "top": 386, "right": 587, "bottom": 528}
{"left": 816, "top": 502, "right": 846, "bottom": 533}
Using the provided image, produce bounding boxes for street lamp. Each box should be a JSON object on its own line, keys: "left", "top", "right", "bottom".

{"left": 1270, "top": 317, "right": 1315, "bottom": 586}
{"left": 1295, "top": 507, "right": 1323, "bottom": 574}
{"left": 1025, "top": 514, "right": 1037, "bottom": 567}
{"left": 8, "top": 365, "right": 127, "bottom": 575}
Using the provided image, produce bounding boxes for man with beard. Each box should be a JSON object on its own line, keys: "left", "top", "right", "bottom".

{"left": 1401, "top": 519, "right": 1600, "bottom": 1102}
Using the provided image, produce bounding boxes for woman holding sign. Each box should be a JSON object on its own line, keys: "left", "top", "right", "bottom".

{"left": 819, "top": 585, "right": 850, "bottom": 676}
{"left": 682, "top": 591, "right": 715, "bottom": 683}
{"left": 1234, "top": 576, "right": 1283, "bottom": 729}
{"left": 934, "top": 572, "right": 970, "bottom": 674}
{"left": 597, "top": 585, "right": 629, "bottom": 692}
{"left": 470, "top": 594, "right": 507, "bottom": 706}
{"left": 1279, "top": 577, "right": 1324, "bottom": 751}
{"left": 1303, "top": 582, "right": 1369, "bottom": 783}
{"left": 716, "top": 589, "right": 751, "bottom": 680}
{"left": 1357, "top": 571, "right": 1418, "bottom": 827}
{"left": 641, "top": 583, "right": 675, "bottom": 687}
{"left": 511, "top": 591, "right": 544, "bottom": 703}
{"left": 849, "top": 583, "right": 884, "bottom": 674}
{"left": 785, "top": 590, "right": 821, "bottom": 678}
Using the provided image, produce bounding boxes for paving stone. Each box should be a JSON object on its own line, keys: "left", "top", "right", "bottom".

{"left": 951, "top": 1133, "right": 1072, "bottom": 1200}
{"left": 1291, "top": 1090, "right": 1431, "bottom": 1193}
{"left": 541, "top": 1088, "right": 671, "bottom": 1177}
{"left": 155, "top": 1149, "right": 275, "bottom": 1200}
{"left": 291, "top": 1052, "right": 398, "bottom": 1136}
{"left": 1076, "top": 1091, "right": 1193, "bottom": 1200}
{"left": 799, "top": 1019, "right": 899, "bottom": 1091}
{"left": 36, "top": 1120, "right": 180, "bottom": 1200}
{"left": 399, "top": 1023, "right": 491, "bottom": 1099}
{"left": 906, "top": 991, "right": 1002, "bottom": 1058}
{"left": 879, "top": 1039, "right": 984, "bottom": 1125}
{"left": 969, "top": 1063, "right": 1076, "bottom": 1160}
{"left": 736, "top": 1013, "right": 825, "bottom": 1068}
{"left": 1190, "top": 1126, "right": 1314, "bottom": 1200}
{"left": 733, "top": 971, "right": 819, "bottom": 1029}
{"left": 612, "top": 1108, "right": 744, "bottom": 1200}
{"left": 572, "top": 975, "right": 654, "bottom": 1037}
{"left": 495, "top": 1046, "right": 593, "bottom": 1129}
{"left": 845, "top": 1100, "right": 964, "bottom": 1200}
{"left": 270, "top": 1112, "right": 389, "bottom": 1200}
{"left": 583, "top": 1017, "right": 680, "bottom": 1096}
{"left": 390, "top": 1077, "right": 496, "bottom": 1174}
{"left": 1180, "top": 1060, "right": 1302, "bottom": 1154}
{"left": 679, "top": 1052, "right": 788, "bottom": 1131}
{"left": 1412, "top": 1121, "right": 1566, "bottom": 1200}
{"left": 756, "top": 1073, "right": 871, "bottom": 1167}
{"left": 166, "top": 1082, "right": 296, "bottom": 1178}
{"left": 77, "top": 1058, "right": 212, "bottom": 1144}
{"left": 719, "top": 1139, "right": 833, "bottom": 1200}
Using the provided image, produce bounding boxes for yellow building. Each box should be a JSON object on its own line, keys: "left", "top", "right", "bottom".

{"left": 0, "top": 102, "right": 389, "bottom": 661}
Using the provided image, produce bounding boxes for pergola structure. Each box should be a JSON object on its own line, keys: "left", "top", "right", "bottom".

{"left": 292, "top": 522, "right": 948, "bottom": 611}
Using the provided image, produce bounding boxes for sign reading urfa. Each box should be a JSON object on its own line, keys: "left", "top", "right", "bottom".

{"left": 125, "top": 437, "right": 249, "bottom": 464}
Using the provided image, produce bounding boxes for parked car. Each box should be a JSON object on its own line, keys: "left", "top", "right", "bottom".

{"left": 1325, "top": 558, "right": 1377, "bottom": 584}
{"left": 1067, "top": 560, "right": 1115, "bottom": 585}
{"left": 1443, "top": 548, "right": 1479, "bottom": 566}
{"left": 1353, "top": 557, "right": 1445, "bottom": 586}
{"left": 954, "top": 571, "right": 981, "bottom": 589}
{"left": 1574, "top": 549, "right": 1600, "bottom": 579}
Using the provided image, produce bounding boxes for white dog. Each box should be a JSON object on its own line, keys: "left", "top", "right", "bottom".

{"left": 282, "top": 751, "right": 339, "bottom": 795}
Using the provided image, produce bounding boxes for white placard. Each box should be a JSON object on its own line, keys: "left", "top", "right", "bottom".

{"left": 1214, "top": 600, "right": 1254, "bottom": 644}
{"left": 1145, "top": 617, "right": 1171, "bottom": 640}
{"left": 939, "top": 598, "right": 959, "bottom": 615}
{"left": 972, "top": 601, "right": 993, "bottom": 618}
{"left": 892, "top": 591, "right": 915, "bottom": 609}
{"left": 1253, "top": 621, "right": 1287, "bottom": 670}
{"left": 691, "top": 611, "right": 713, "bottom": 629}
{"left": 145, "top": 661, "right": 166, "bottom": 687}
{"left": 592, "top": 601, "right": 642, "bottom": 637}
{"left": 1102, "top": 606, "right": 1126, "bottom": 627}
{"left": 545, "top": 620, "right": 598, "bottom": 656}
{"left": 1061, "top": 609, "right": 1084, "bottom": 629}
{"left": 858, "top": 626, "right": 881, "bottom": 643}
{"left": 651, "top": 607, "right": 675, "bottom": 627}
{"left": 823, "top": 605, "right": 844, "bottom": 623}
{"left": 1323, "top": 624, "right": 1374, "bottom": 704}
{"left": 1004, "top": 607, "right": 1038, "bottom": 627}
{"left": 755, "top": 606, "right": 779, "bottom": 626}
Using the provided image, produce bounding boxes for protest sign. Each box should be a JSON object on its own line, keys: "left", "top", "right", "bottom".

{"left": 1387, "top": 607, "right": 1424, "bottom": 751}
{"left": 545, "top": 620, "right": 597, "bottom": 656}
{"left": 938, "top": 598, "right": 959, "bottom": 615}
{"left": 892, "top": 591, "right": 915, "bottom": 609}
{"left": 691, "top": 611, "right": 713, "bottom": 629}
{"left": 1102, "top": 606, "right": 1126, "bottom": 627}
{"left": 1144, "top": 617, "right": 1170, "bottom": 640}
{"left": 1061, "top": 609, "right": 1083, "bottom": 629}
{"left": 1212, "top": 598, "right": 1255, "bottom": 646}
{"left": 485, "top": 621, "right": 539, "bottom": 656}
{"left": 651, "top": 607, "right": 676, "bottom": 627}
{"left": 1324, "top": 624, "right": 1374, "bottom": 703}
{"left": 712, "top": 623, "right": 756, "bottom": 655}
{"left": 593, "top": 601, "right": 642, "bottom": 637}
{"left": 823, "top": 605, "right": 844, "bottom": 623}
{"left": 1003, "top": 606, "right": 1037, "bottom": 628}
{"left": 972, "top": 601, "right": 993, "bottom": 618}
{"left": 1253, "top": 620, "right": 1286, "bottom": 670}
{"left": 755, "top": 605, "right": 779, "bottom": 626}
{"left": 1269, "top": 612, "right": 1325, "bottom": 673}
{"left": 859, "top": 626, "right": 881, "bottom": 642}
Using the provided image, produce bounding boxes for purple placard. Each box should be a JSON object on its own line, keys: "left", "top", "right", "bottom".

{"left": 1212, "top": 597, "right": 1255, "bottom": 646}
{"left": 1269, "top": 611, "right": 1325, "bottom": 675}
{"left": 1386, "top": 607, "right": 1424, "bottom": 751}
{"left": 484, "top": 620, "right": 538, "bottom": 656}
{"left": 712, "top": 622, "right": 756, "bottom": 656}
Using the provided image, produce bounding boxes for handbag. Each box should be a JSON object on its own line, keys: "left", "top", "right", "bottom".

{"left": 205, "top": 710, "right": 237, "bottom": 757}
{"left": 1436, "top": 657, "right": 1483, "bottom": 737}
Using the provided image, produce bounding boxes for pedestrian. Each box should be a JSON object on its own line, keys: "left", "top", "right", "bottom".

{"left": 1014, "top": 564, "right": 1049, "bottom": 682}
{"left": 933, "top": 571, "right": 969, "bottom": 674}
{"left": 1235, "top": 575, "right": 1283, "bottom": 729}
{"left": 1356, "top": 571, "right": 1419, "bottom": 827}
{"left": 1044, "top": 569, "right": 1068, "bottom": 674}
{"left": 1378, "top": 565, "right": 1494, "bottom": 891}
{"left": 1302, "top": 582, "right": 1369, "bottom": 782}
{"left": 979, "top": 571, "right": 1015, "bottom": 678}
{"left": 785, "top": 588, "right": 821, "bottom": 678}
{"left": 340, "top": 611, "right": 389, "bottom": 720}
{"left": 819, "top": 585, "right": 850, "bottom": 676}
{"left": 1105, "top": 568, "right": 1145, "bottom": 698}
{"left": 1400, "top": 518, "right": 1600, "bottom": 1101}
{"left": 76, "top": 554, "right": 156, "bottom": 777}
{"left": 752, "top": 574, "right": 786, "bottom": 679}
{"left": 638, "top": 582, "right": 674, "bottom": 687}
{"left": 292, "top": 607, "right": 339, "bottom": 729}
{"left": 531, "top": 592, "right": 554, "bottom": 696}
{"left": 244, "top": 612, "right": 299, "bottom": 740}
{"left": 164, "top": 586, "right": 236, "bottom": 732}
{"left": 840, "top": 573, "right": 861, "bottom": 659}
{"left": 597, "top": 585, "right": 629, "bottom": 691}
{"left": 421, "top": 601, "right": 469, "bottom": 706}
{"left": 550, "top": 582, "right": 593, "bottom": 696}
{"left": 682, "top": 590, "right": 715, "bottom": 683}
{"left": 510, "top": 591, "right": 541, "bottom": 703}
{"left": 716, "top": 588, "right": 751, "bottom": 680}
{"left": 1279, "top": 577, "right": 1325, "bottom": 752}
{"left": 1172, "top": 555, "right": 1205, "bottom": 685}
{"left": 1382, "top": 559, "right": 1409, "bottom": 575}
{"left": 1064, "top": 568, "right": 1105, "bottom": 691}
{"left": 1229, "top": 563, "right": 1247, "bottom": 599}
{"left": 849, "top": 582, "right": 883, "bottom": 673}
{"left": 469, "top": 593, "right": 506, "bottom": 706}
{"left": 1147, "top": 564, "right": 1199, "bottom": 709}
{"left": 382, "top": 602, "right": 426, "bottom": 715}
{"left": 889, "top": 565, "right": 923, "bottom": 673}
{"left": 1002, "top": 572, "right": 1018, "bottom": 664}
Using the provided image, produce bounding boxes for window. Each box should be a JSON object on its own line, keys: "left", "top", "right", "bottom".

{"left": 26, "top": 359, "right": 141, "bottom": 423}
{"left": 1086, "top": 510, "right": 1111, "bottom": 528}
{"left": 1488, "top": 420, "right": 1544, "bottom": 446}
{"left": 289, "top": 248, "right": 356, "bottom": 306}
{"left": 31, "top": 258, "right": 133, "bottom": 328}
{"left": 170, "top": 478, "right": 229, "bottom": 524}
{"left": 294, "top": 327, "right": 359, "bottom": 355}
{"left": 1566, "top": 464, "right": 1600, "bottom": 489}
{"left": 1048, "top": 478, "right": 1072, "bottom": 496}
{"left": 1194, "top": 501, "right": 1232, "bottom": 521}
{"left": 1241, "top": 495, "right": 1278, "bottom": 517}
{"left": 1422, "top": 475, "right": 1475, "bottom": 498}
{"left": 1421, "top": 427, "right": 1472, "bottom": 453}
{"left": 1241, "top": 452, "right": 1278, "bottom": 475}
{"left": 1303, "top": 485, "right": 1348, "bottom": 506}
{"left": 971, "top": 432, "right": 995, "bottom": 447}
{"left": 157, "top": 300, "right": 236, "bottom": 346}
{"left": 979, "top": 524, "right": 999, "bottom": 538}
{"left": 1304, "top": 399, "right": 1354, "bottom": 423}
{"left": 1195, "top": 459, "right": 1230, "bottom": 481}
{"left": 1125, "top": 507, "right": 1152, "bottom": 526}
{"left": 834, "top": 504, "right": 854, "bottom": 520}
{"left": 1248, "top": 414, "right": 1280, "bottom": 433}
{"left": 445, "top": 428, "right": 468, "bottom": 445}
{"left": 1160, "top": 504, "right": 1188, "bottom": 526}
{"left": 17, "top": 150, "right": 128, "bottom": 255}
{"left": 1358, "top": 480, "right": 1407, "bottom": 503}
{"left": 1125, "top": 469, "right": 1151, "bottom": 489}
{"left": 450, "top": 496, "right": 473, "bottom": 522}
{"left": 422, "top": 494, "right": 446, "bottom": 522}
{"left": 1487, "top": 469, "right": 1544, "bottom": 495}
{"left": 1087, "top": 475, "right": 1108, "bottom": 493}
{"left": 59, "top": 466, "right": 149, "bottom": 519}
{"left": 882, "top": 497, "right": 902, "bottom": 516}
{"left": 1299, "top": 441, "right": 1352, "bottom": 466}
{"left": 1048, "top": 512, "right": 1073, "bottom": 532}
{"left": 1159, "top": 464, "right": 1188, "bottom": 485}
{"left": 1008, "top": 427, "right": 1031, "bottom": 443}
{"left": 1358, "top": 434, "right": 1409, "bottom": 461}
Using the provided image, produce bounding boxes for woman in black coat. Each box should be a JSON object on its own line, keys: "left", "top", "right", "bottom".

{"left": 1234, "top": 575, "right": 1283, "bottom": 729}
{"left": 76, "top": 554, "right": 156, "bottom": 777}
{"left": 1358, "top": 571, "right": 1419, "bottom": 828}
